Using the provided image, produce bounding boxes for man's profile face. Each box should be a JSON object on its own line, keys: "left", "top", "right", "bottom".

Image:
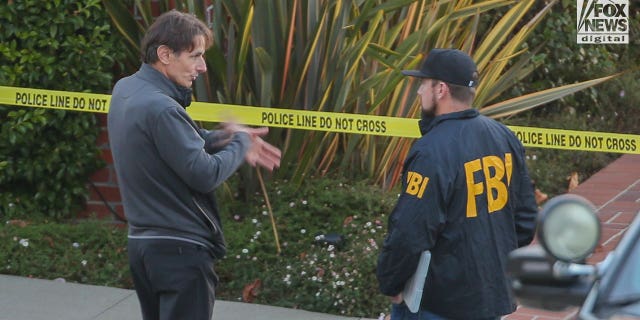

{"left": 418, "top": 78, "right": 438, "bottom": 117}
{"left": 165, "top": 35, "right": 207, "bottom": 88}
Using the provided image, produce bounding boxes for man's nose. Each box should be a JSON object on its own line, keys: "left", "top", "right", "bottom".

{"left": 197, "top": 56, "right": 207, "bottom": 73}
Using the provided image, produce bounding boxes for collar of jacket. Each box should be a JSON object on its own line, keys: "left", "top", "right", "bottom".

{"left": 418, "top": 108, "right": 479, "bottom": 135}
{"left": 137, "top": 63, "right": 193, "bottom": 109}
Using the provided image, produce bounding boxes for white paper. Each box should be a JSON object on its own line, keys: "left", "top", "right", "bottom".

{"left": 402, "top": 250, "right": 431, "bottom": 313}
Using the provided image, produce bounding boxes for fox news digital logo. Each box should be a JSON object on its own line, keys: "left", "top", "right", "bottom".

{"left": 577, "top": 0, "right": 629, "bottom": 44}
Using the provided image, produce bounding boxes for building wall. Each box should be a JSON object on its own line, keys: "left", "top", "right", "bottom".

{"left": 79, "top": 114, "right": 125, "bottom": 222}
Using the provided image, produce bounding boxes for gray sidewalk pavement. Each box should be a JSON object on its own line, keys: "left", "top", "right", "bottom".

{"left": 0, "top": 274, "right": 378, "bottom": 320}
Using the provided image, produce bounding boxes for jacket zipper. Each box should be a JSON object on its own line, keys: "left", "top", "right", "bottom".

{"left": 192, "top": 197, "right": 220, "bottom": 234}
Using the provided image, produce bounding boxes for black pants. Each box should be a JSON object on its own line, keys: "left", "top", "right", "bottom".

{"left": 128, "top": 238, "right": 218, "bottom": 320}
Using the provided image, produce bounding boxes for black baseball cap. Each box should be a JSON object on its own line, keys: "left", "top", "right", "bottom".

{"left": 402, "top": 49, "right": 478, "bottom": 87}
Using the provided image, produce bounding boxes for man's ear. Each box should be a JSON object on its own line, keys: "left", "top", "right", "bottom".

{"left": 438, "top": 82, "right": 449, "bottom": 99}
{"left": 157, "top": 45, "right": 173, "bottom": 65}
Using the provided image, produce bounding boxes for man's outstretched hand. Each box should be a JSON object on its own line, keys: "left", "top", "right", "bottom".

{"left": 246, "top": 135, "right": 281, "bottom": 171}
{"left": 223, "top": 123, "right": 281, "bottom": 171}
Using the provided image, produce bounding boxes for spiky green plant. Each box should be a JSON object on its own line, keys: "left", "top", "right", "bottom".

{"left": 102, "top": 0, "right": 618, "bottom": 189}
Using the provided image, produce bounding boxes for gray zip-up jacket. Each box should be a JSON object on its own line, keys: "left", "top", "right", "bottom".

{"left": 108, "top": 63, "right": 250, "bottom": 259}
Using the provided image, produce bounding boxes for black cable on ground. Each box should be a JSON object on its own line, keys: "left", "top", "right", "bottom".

{"left": 88, "top": 181, "right": 127, "bottom": 223}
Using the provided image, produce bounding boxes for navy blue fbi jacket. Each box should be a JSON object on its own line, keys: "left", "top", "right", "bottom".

{"left": 377, "top": 109, "right": 538, "bottom": 319}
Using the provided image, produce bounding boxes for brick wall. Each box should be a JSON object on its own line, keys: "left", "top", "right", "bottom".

{"left": 78, "top": 114, "right": 125, "bottom": 222}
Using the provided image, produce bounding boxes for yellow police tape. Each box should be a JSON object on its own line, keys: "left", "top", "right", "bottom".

{"left": 1, "top": 86, "right": 638, "bottom": 154}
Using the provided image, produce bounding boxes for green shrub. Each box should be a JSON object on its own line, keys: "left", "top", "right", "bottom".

{"left": 0, "top": 220, "right": 130, "bottom": 288}
{"left": 0, "top": 0, "right": 125, "bottom": 219}
{"left": 501, "top": 2, "right": 640, "bottom": 197}
{"left": 1, "top": 175, "right": 397, "bottom": 318}
{"left": 215, "top": 174, "right": 397, "bottom": 317}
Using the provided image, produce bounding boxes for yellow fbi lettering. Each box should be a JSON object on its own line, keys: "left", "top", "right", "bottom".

{"left": 464, "top": 153, "right": 513, "bottom": 218}
{"left": 406, "top": 171, "right": 429, "bottom": 199}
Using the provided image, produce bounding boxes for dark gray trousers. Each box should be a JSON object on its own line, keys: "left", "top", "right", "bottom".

{"left": 128, "top": 238, "right": 218, "bottom": 320}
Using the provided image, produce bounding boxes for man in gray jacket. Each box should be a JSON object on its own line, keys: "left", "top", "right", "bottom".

{"left": 108, "top": 10, "right": 281, "bottom": 320}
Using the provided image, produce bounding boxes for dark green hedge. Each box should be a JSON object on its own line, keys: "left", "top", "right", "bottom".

{"left": 0, "top": 0, "right": 126, "bottom": 219}
{"left": 501, "top": 2, "right": 640, "bottom": 196}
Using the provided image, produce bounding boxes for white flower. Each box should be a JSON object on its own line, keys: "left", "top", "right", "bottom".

{"left": 81, "top": 260, "right": 87, "bottom": 267}
{"left": 262, "top": 210, "right": 268, "bottom": 216}
{"left": 252, "top": 218, "right": 258, "bottom": 224}
{"left": 19, "top": 239, "right": 29, "bottom": 247}
{"left": 302, "top": 200, "right": 308, "bottom": 205}
{"left": 72, "top": 242, "right": 80, "bottom": 248}
{"left": 289, "top": 202, "right": 295, "bottom": 208}
{"left": 242, "top": 248, "right": 249, "bottom": 254}
{"left": 300, "top": 229, "right": 306, "bottom": 234}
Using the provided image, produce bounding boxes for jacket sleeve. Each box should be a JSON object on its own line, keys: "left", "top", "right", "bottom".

{"left": 512, "top": 143, "right": 538, "bottom": 247}
{"left": 152, "top": 107, "right": 250, "bottom": 194}
{"left": 201, "top": 129, "right": 233, "bottom": 154}
{"left": 376, "top": 152, "right": 446, "bottom": 296}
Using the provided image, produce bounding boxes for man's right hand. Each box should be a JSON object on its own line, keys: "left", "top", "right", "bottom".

{"left": 222, "top": 123, "right": 281, "bottom": 171}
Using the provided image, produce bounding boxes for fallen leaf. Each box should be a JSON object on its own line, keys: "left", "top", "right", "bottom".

{"left": 534, "top": 188, "right": 548, "bottom": 205}
{"left": 343, "top": 216, "right": 353, "bottom": 226}
{"left": 242, "top": 279, "right": 262, "bottom": 303}
{"left": 7, "top": 219, "right": 28, "bottom": 227}
{"left": 567, "top": 172, "right": 580, "bottom": 192}
{"left": 43, "top": 236, "right": 55, "bottom": 248}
